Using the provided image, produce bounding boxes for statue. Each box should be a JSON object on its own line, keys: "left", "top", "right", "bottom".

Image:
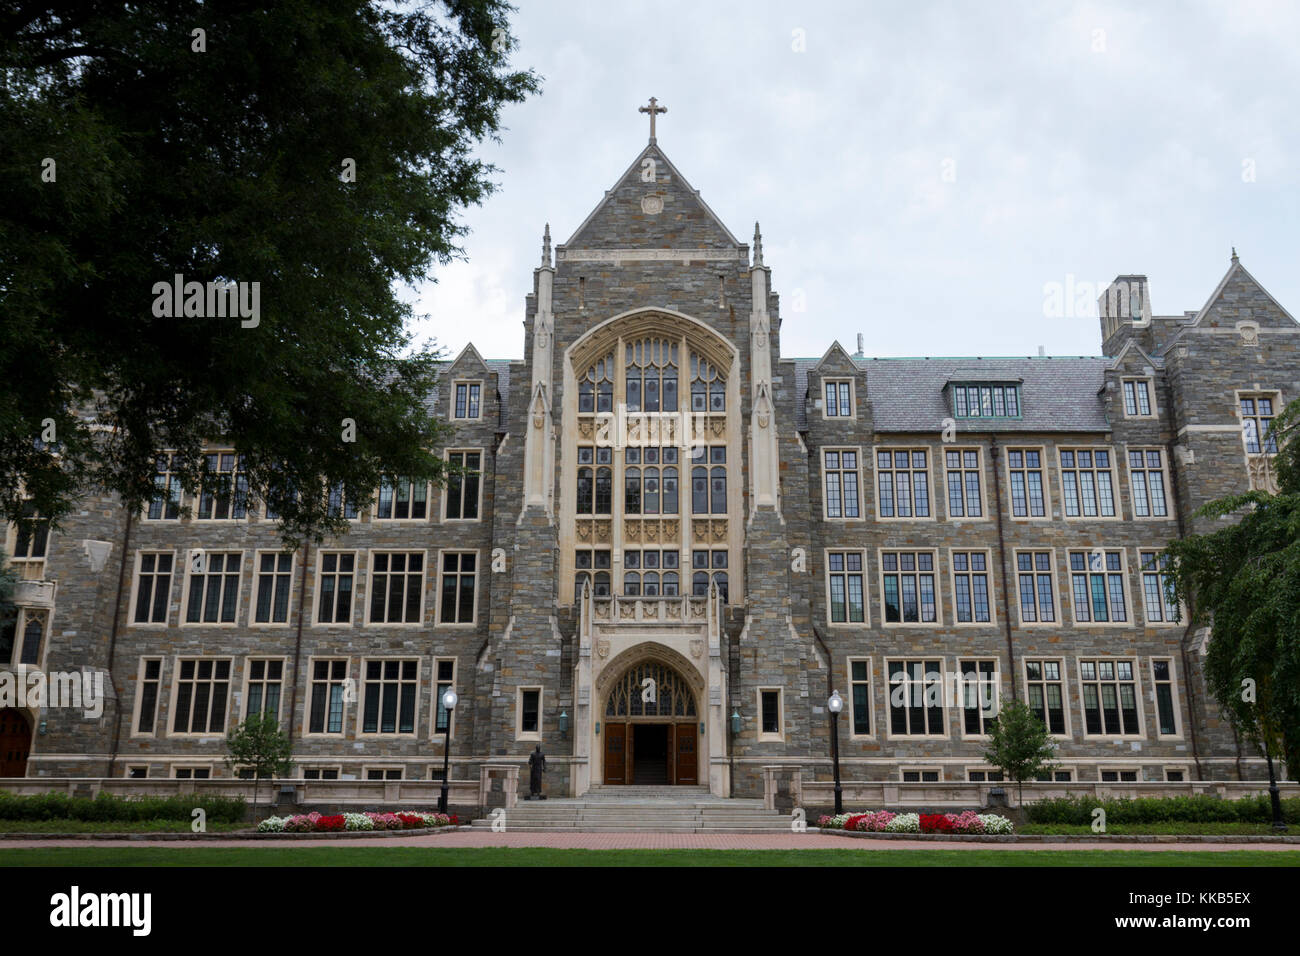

{"left": 526, "top": 744, "right": 547, "bottom": 800}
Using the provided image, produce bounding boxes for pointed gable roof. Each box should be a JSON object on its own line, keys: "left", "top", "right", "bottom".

{"left": 560, "top": 142, "right": 742, "bottom": 252}
{"left": 1191, "top": 256, "right": 1298, "bottom": 328}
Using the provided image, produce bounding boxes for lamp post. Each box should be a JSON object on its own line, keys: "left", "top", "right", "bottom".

{"left": 1265, "top": 744, "right": 1288, "bottom": 832}
{"left": 828, "top": 690, "right": 844, "bottom": 815}
{"left": 438, "top": 688, "right": 458, "bottom": 813}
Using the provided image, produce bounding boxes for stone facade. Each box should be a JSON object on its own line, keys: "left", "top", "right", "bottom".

{"left": 5, "top": 137, "right": 1298, "bottom": 794}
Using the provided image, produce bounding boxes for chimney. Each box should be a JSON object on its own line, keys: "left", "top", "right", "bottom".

{"left": 854, "top": 333, "right": 865, "bottom": 359}
{"left": 1037, "top": 345, "right": 1046, "bottom": 357}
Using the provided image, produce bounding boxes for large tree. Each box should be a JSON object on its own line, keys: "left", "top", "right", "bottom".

{"left": 0, "top": 2, "right": 538, "bottom": 542}
{"left": 1164, "top": 399, "right": 1300, "bottom": 784}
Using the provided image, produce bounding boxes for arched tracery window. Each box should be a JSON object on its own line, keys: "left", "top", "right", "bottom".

{"left": 605, "top": 661, "right": 697, "bottom": 717}
{"left": 578, "top": 353, "right": 614, "bottom": 413}
{"left": 625, "top": 338, "right": 679, "bottom": 412}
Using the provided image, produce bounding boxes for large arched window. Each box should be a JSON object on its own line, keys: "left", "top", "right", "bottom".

{"left": 690, "top": 354, "right": 726, "bottom": 412}
{"left": 605, "top": 661, "right": 697, "bottom": 717}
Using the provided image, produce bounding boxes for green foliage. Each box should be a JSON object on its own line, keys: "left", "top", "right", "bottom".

{"left": 225, "top": 712, "right": 295, "bottom": 806}
{"left": 1026, "top": 793, "right": 1300, "bottom": 826}
{"left": 0, "top": 2, "right": 539, "bottom": 543}
{"left": 983, "top": 698, "right": 1058, "bottom": 802}
{"left": 1163, "top": 399, "right": 1300, "bottom": 780}
{"left": 0, "top": 550, "right": 16, "bottom": 629}
{"left": 0, "top": 790, "right": 246, "bottom": 823}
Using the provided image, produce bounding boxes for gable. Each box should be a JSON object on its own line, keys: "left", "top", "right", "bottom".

{"left": 1193, "top": 260, "right": 1298, "bottom": 330}
{"left": 560, "top": 144, "right": 741, "bottom": 252}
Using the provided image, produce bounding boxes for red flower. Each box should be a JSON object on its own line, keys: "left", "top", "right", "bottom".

{"left": 315, "top": 814, "right": 346, "bottom": 832}
{"left": 843, "top": 814, "right": 869, "bottom": 832}
{"left": 919, "top": 814, "right": 956, "bottom": 833}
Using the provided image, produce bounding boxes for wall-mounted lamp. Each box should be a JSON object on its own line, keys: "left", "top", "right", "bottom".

{"left": 730, "top": 709, "right": 741, "bottom": 735}
{"left": 39, "top": 720, "right": 47, "bottom": 736}
{"left": 595, "top": 722, "right": 601, "bottom": 735}
{"left": 559, "top": 710, "right": 569, "bottom": 736}
{"left": 699, "top": 721, "right": 705, "bottom": 736}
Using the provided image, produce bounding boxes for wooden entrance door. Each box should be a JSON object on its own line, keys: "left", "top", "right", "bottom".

{"left": 0, "top": 709, "right": 31, "bottom": 778}
{"left": 673, "top": 722, "right": 698, "bottom": 784}
{"left": 603, "top": 721, "right": 628, "bottom": 784}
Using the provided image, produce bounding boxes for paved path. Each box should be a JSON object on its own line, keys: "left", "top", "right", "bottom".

{"left": 3, "top": 832, "right": 1298, "bottom": 851}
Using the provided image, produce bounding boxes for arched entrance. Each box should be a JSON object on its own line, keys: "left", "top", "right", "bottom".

{"left": 602, "top": 660, "right": 699, "bottom": 785}
{"left": 0, "top": 709, "right": 32, "bottom": 778}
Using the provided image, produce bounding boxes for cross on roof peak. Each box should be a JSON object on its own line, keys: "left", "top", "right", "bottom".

{"left": 638, "top": 97, "right": 666, "bottom": 141}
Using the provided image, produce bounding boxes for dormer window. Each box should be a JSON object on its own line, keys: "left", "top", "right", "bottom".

{"left": 951, "top": 383, "right": 1020, "bottom": 419}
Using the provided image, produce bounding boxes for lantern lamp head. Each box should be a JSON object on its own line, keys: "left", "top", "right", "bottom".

{"left": 828, "top": 690, "right": 844, "bottom": 714}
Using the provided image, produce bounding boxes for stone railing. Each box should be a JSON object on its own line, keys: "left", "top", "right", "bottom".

{"left": 764, "top": 769, "right": 1300, "bottom": 811}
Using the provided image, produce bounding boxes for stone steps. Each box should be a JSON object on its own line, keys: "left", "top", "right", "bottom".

{"left": 470, "top": 788, "right": 793, "bottom": 831}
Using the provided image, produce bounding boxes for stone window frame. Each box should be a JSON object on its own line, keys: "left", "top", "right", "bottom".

{"left": 1149, "top": 656, "right": 1183, "bottom": 739}
{"left": 364, "top": 549, "right": 427, "bottom": 627}
{"left": 1004, "top": 445, "right": 1052, "bottom": 521}
{"left": 1035, "top": 767, "right": 1076, "bottom": 783}
{"left": 126, "top": 765, "right": 150, "bottom": 779}
{"left": 1056, "top": 445, "right": 1120, "bottom": 520}
{"left": 241, "top": 655, "right": 289, "bottom": 722}
{"left": 756, "top": 686, "right": 784, "bottom": 742}
{"left": 1012, "top": 548, "right": 1060, "bottom": 627}
{"left": 872, "top": 445, "right": 934, "bottom": 521}
{"left": 179, "top": 549, "right": 245, "bottom": 628}
{"left": 171, "top": 764, "right": 214, "bottom": 780}
{"left": 956, "top": 657, "right": 1001, "bottom": 740}
{"left": 356, "top": 657, "right": 422, "bottom": 738}
{"left": 1124, "top": 446, "right": 1172, "bottom": 521}
{"left": 819, "top": 446, "right": 864, "bottom": 521}
{"left": 820, "top": 376, "right": 856, "bottom": 420}
{"left": 4, "top": 607, "right": 49, "bottom": 668}
{"left": 1120, "top": 377, "right": 1157, "bottom": 419}
{"left": 1235, "top": 388, "right": 1283, "bottom": 456}
{"left": 941, "top": 446, "right": 989, "bottom": 521}
{"left": 435, "top": 548, "right": 479, "bottom": 627}
{"left": 1021, "top": 657, "right": 1072, "bottom": 740}
{"left": 1066, "top": 547, "right": 1134, "bottom": 627}
{"left": 300, "top": 765, "right": 343, "bottom": 780}
{"left": 1163, "top": 766, "right": 1189, "bottom": 783}
{"left": 372, "top": 475, "right": 432, "bottom": 523}
{"left": 143, "top": 451, "right": 184, "bottom": 521}
{"left": 1137, "top": 549, "right": 1181, "bottom": 626}
{"left": 311, "top": 549, "right": 359, "bottom": 629}
{"left": 166, "top": 655, "right": 235, "bottom": 738}
{"left": 430, "top": 657, "right": 458, "bottom": 740}
{"left": 965, "top": 767, "right": 1006, "bottom": 782}
{"left": 191, "top": 448, "right": 251, "bottom": 522}
{"left": 1076, "top": 656, "right": 1146, "bottom": 740}
{"left": 302, "top": 655, "right": 352, "bottom": 739}
{"left": 363, "top": 766, "right": 405, "bottom": 781}
{"left": 516, "top": 685, "right": 543, "bottom": 742}
{"left": 948, "top": 548, "right": 995, "bottom": 627}
{"left": 128, "top": 549, "right": 176, "bottom": 628}
{"left": 900, "top": 767, "right": 944, "bottom": 783}
{"left": 883, "top": 657, "right": 949, "bottom": 740}
{"left": 845, "top": 656, "right": 874, "bottom": 740}
{"left": 130, "top": 656, "right": 165, "bottom": 739}
{"left": 440, "top": 447, "right": 484, "bottom": 523}
{"left": 824, "top": 548, "right": 870, "bottom": 628}
{"left": 4, "top": 500, "right": 50, "bottom": 578}
{"left": 249, "top": 550, "right": 296, "bottom": 628}
{"left": 877, "top": 548, "right": 943, "bottom": 627}
{"left": 451, "top": 379, "right": 484, "bottom": 421}
{"left": 1098, "top": 767, "right": 1141, "bottom": 783}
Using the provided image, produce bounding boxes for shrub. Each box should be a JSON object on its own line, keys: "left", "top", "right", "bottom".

{"left": 1024, "top": 794, "right": 1300, "bottom": 825}
{"left": 0, "top": 791, "right": 246, "bottom": 824}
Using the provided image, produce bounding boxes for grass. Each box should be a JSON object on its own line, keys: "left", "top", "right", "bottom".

{"left": 3, "top": 847, "right": 1300, "bottom": 867}
{"left": 0, "top": 820, "right": 252, "bottom": 834}
{"left": 1021, "top": 822, "right": 1295, "bottom": 836}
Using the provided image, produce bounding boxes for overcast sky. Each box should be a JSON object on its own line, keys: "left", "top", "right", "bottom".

{"left": 409, "top": 0, "right": 1298, "bottom": 362}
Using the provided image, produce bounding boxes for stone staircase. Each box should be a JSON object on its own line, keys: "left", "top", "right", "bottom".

{"left": 469, "top": 786, "right": 796, "bottom": 832}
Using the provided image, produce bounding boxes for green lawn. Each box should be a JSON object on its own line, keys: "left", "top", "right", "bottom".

{"left": 0, "top": 820, "right": 251, "bottom": 834}
{"left": 4, "top": 847, "right": 1300, "bottom": 867}
{"left": 1020, "top": 822, "right": 1295, "bottom": 836}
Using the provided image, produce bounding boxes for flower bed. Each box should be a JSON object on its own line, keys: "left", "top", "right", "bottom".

{"left": 818, "top": 810, "right": 1013, "bottom": 835}
{"left": 257, "top": 810, "right": 458, "bottom": 833}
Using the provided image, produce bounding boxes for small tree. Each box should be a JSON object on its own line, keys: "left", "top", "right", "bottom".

{"left": 225, "top": 712, "right": 294, "bottom": 812}
{"left": 984, "top": 699, "right": 1058, "bottom": 806}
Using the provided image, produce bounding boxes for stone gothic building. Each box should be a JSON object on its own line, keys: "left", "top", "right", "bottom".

{"left": 4, "top": 121, "right": 1298, "bottom": 795}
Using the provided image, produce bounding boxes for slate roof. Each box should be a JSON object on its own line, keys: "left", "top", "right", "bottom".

{"left": 792, "top": 356, "right": 1111, "bottom": 433}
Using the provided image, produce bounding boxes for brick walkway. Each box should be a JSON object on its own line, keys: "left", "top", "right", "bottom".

{"left": 3, "top": 831, "right": 1298, "bottom": 851}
